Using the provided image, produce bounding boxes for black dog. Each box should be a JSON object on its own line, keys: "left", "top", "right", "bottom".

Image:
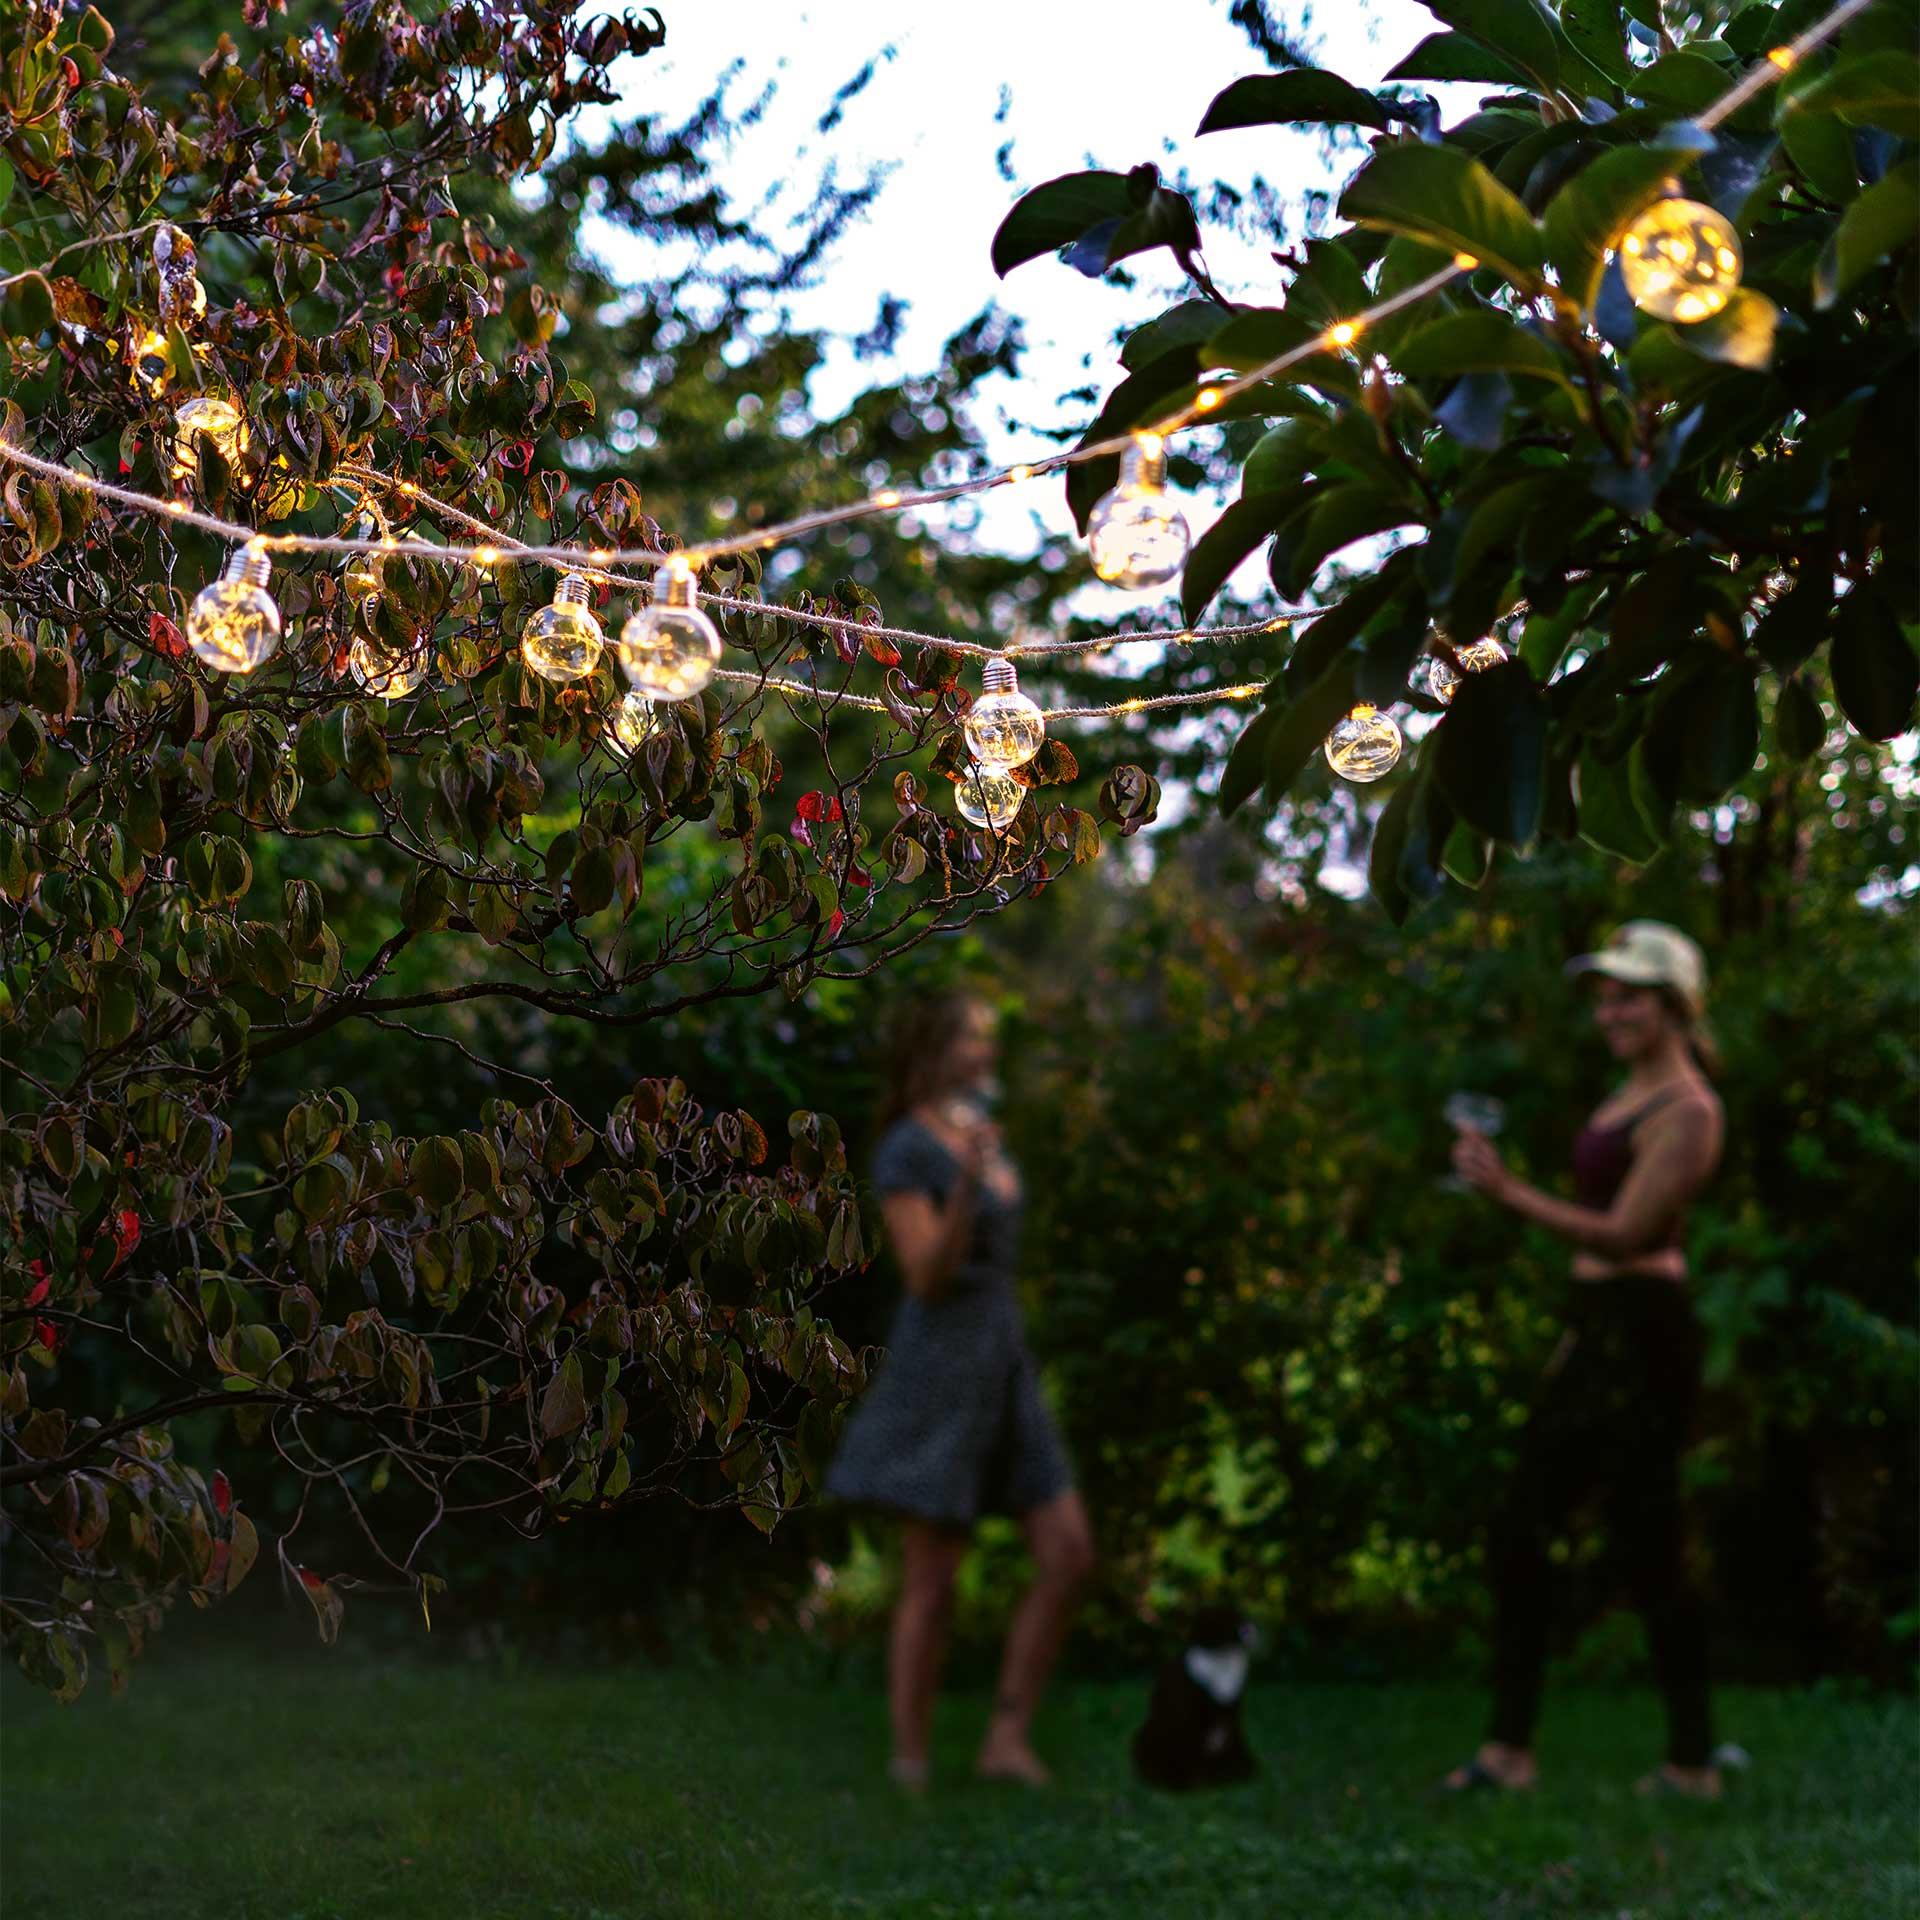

{"left": 1131, "top": 1605, "right": 1258, "bottom": 1790}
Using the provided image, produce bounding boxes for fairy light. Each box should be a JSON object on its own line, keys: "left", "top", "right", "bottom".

{"left": 187, "top": 542, "right": 281, "bottom": 675}
{"left": 1325, "top": 321, "right": 1360, "bottom": 349}
{"left": 521, "top": 572, "right": 603, "bottom": 682}
{"left": 1086, "top": 431, "right": 1190, "bottom": 591}
{"left": 1616, "top": 196, "right": 1744, "bottom": 323}
{"left": 1323, "top": 703, "right": 1403, "bottom": 781}
{"left": 1767, "top": 44, "right": 1796, "bottom": 68}
{"left": 1452, "top": 253, "right": 1480, "bottom": 271}
{"left": 1196, "top": 388, "right": 1224, "bottom": 412}
{"left": 962, "top": 656, "right": 1046, "bottom": 770}
{"left": 617, "top": 563, "right": 724, "bottom": 701}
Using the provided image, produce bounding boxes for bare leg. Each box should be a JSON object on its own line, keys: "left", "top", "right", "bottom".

{"left": 977, "top": 1491, "right": 1094, "bottom": 1784}
{"left": 1443, "top": 1741, "right": 1538, "bottom": 1791}
{"left": 889, "top": 1523, "right": 966, "bottom": 1789}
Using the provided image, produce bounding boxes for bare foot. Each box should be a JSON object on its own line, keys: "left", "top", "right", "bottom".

{"left": 1636, "top": 1762, "right": 1723, "bottom": 1801}
{"left": 1440, "top": 1741, "right": 1538, "bottom": 1792}
{"left": 976, "top": 1732, "right": 1052, "bottom": 1787}
{"left": 888, "top": 1755, "right": 930, "bottom": 1796}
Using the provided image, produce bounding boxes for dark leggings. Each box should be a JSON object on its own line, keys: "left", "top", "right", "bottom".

{"left": 1488, "top": 1277, "right": 1713, "bottom": 1767}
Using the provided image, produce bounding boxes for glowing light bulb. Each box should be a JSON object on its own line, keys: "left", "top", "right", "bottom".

{"left": 955, "top": 769, "right": 1024, "bottom": 830}
{"left": 170, "top": 393, "right": 248, "bottom": 483}
{"left": 1426, "top": 636, "right": 1510, "bottom": 707}
{"left": 349, "top": 636, "right": 427, "bottom": 699}
{"left": 1323, "top": 703, "right": 1403, "bottom": 782}
{"left": 616, "top": 563, "right": 723, "bottom": 701}
{"left": 1616, "top": 197, "right": 1743, "bottom": 324}
{"left": 962, "top": 656, "right": 1046, "bottom": 771}
{"left": 611, "top": 689, "right": 661, "bottom": 752}
{"left": 187, "top": 544, "right": 281, "bottom": 675}
{"left": 1086, "top": 435, "right": 1190, "bottom": 590}
{"left": 521, "top": 571, "right": 604, "bottom": 683}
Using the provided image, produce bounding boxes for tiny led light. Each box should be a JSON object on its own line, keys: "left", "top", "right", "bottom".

{"left": 1196, "top": 388, "right": 1223, "bottom": 412}
{"left": 1453, "top": 253, "right": 1480, "bottom": 271}
{"left": 1326, "top": 321, "right": 1360, "bottom": 349}
{"left": 1766, "top": 44, "right": 1796, "bottom": 69}
{"left": 871, "top": 488, "right": 902, "bottom": 508}
{"left": 471, "top": 545, "right": 500, "bottom": 566}
{"left": 1008, "top": 464, "right": 1035, "bottom": 485}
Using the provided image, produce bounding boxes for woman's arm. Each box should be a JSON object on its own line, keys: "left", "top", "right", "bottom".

{"left": 1453, "top": 1099, "right": 1722, "bottom": 1260}
{"left": 881, "top": 1128, "right": 991, "bottom": 1301}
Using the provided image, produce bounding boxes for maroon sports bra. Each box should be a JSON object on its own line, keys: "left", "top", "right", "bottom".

{"left": 1571, "top": 1090, "right": 1683, "bottom": 1244}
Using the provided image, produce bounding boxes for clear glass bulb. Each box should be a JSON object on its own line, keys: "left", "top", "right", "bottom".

{"left": 1427, "top": 636, "right": 1509, "bottom": 707}
{"left": 170, "top": 393, "right": 248, "bottom": 482}
{"left": 1324, "top": 703, "right": 1403, "bottom": 782}
{"left": 1616, "top": 197, "right": 1743, "bottom": 324}
{"left": 128, "top": 326, "right": 170, "bottom": 397}
{"left": 617, "top": 564, "right": 723, "bottom": 701}
{"left": 611, "top": 689, "right": 660, "bottom": 752}
{"left": 522, "top": 572, "right": 604, "bottom": 682}
{"left": 955, "top": 769, "right": 1024, "bottom": 830}
{"left": 963, "top": 656, "right": 1045, "bottom": 770}
{"left": 1086, "top": 436, "right": 1190, "bottom": 590}
{"left": 187, "top": 545, "right": 281, "bottom": 675}
{"left": 350, "top": 635, "right": 427, "bottom": 699}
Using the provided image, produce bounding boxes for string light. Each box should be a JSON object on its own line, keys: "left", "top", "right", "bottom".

{"left": 521, "top": 572, "right": 604, "bottom": 683}
{"left": 610, "top": 689, "right": 660, "bottom": 751}
{"left": 187, "top": 543, "right": 281, "bottom": 675}
{"left": 617, "top": 561, "right": 723, "bottom": 701}
{"left": 1426, "top": 636, "right": 1509, "bottom": 706}
{"left": 1616, "top": 196, "right": 1743, "bottom": 323}
{"left": 962, "top": 655, "right": 1046, "bottom": 770}
{"left": 169, "top": 393, "right": 247, "bottom": 483}
{"left": 349, "top": 637, "right": 428, "bottom": 699}
{"left": 954, "top": 769, "right": 1024, "bottom": 830}
{"left": 1087, "top": 433, "right": 1190, "bottom": 590}
{"left": 1325, "top": 321, "right": 1360, "bottom": 349}
{"left": 1323, "top": 703, "right": 1403, "bottom": 782}
{"left": 127, "top": 326, "right": 171, "bottom": 397}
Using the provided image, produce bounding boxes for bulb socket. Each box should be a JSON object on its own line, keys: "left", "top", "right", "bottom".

{"left": 224, "top": 542, "right": 272, "bottom": 590}
{"left": 655, "top": 562, "right": 698, "bottom": 610}
{"left": 981, "top": 655, "right": 1019, "bottom": 696}
{"left": 553, "top": 571, "right": 592, "bottom": 607}
{"left": 1119, "top": 437, "right": 1167, "bottom": 492}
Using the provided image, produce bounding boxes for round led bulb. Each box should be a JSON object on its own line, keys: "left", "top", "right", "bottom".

{"left": 611, "top": 689, "right": 660, "bottom": 752}
{"left": 617, "top": 564, "right": 723, "bottom": 701}
{"left": 522, "top": 572, "right": 604, "bottom": 682}
{"left": 1086, "top": 436, "right": 1190, "bottom": 590}
{"left": 955, "top": 769, "right": 1024, "bottom": 830}
{"left": 128, "top": 326, "right": 171, "bottom": 397}
{"left": 187, "top": 544, "right": 281, "bottom": 675}
{"left": 1323, "top": 703, "right": 1403, "bottom": 783}
{"left": 1427, "top": 636, "right": 1509, "bottom": 707}
{"left": 963, "top": 656, "right": 1046, "bottom": 770}
{"left": 170, "top": 393, "right": 249, "bottom": 483}
{"left": 1616, "top": 197, "right": 1743, "bottom": 324}
{"left": 350, "top": 635, "right": 427, "bottom": 699}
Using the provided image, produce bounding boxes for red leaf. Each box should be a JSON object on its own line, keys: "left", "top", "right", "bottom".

{"left": 299, "top": 1566, "right": 325, "bottom": 1591}
{"left": 794, "top": 791, "right": 825, "bottom": 822}
{"left": 835, "top": 631, "right": 861, "bottom": 666}
{"left": 34, "top": 1320, "right": 58, "bottom": 1351}
{"left": 862, "top": 632, "right": 902, "bottom": 668}
{"left": 114, "top": 1209, "right": 141, "bottom": 1257}
{"left": 826, "top": 909, "right": 846, "bottom": 939}
{"left": 211, "top": 1469, "right": 233, "bottom": 1517}
{"left": 24, "top": 1276, "right": 50, "bottom": 1308}
{"left": 149, "top": 614, "right": 186, "bottom": 660}
{"left": 847, "top": 864, "right": 871, "bottom": 889}
{"left": 822, "top": 796, "right": 844, "bottom": 823}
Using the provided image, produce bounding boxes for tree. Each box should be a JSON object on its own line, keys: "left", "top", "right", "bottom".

{"left": 993, "top": 0, "right": 1919, "bottom": 920}
{"left": 0, "top": 2, "right": 1132, "bottom": 1695}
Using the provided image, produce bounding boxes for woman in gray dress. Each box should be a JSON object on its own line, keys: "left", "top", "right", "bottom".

{"left": 827, "top": 991, "right": 1093, "bottom": 1792}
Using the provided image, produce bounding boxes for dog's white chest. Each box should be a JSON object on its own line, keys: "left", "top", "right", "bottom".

{"left": 1184, "top": 1646, "right": 1248, "bottom": 1704}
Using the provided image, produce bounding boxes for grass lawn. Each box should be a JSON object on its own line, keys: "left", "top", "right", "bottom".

{"left": 3, "top": 1646, "right": 1914, "bottom": 1919}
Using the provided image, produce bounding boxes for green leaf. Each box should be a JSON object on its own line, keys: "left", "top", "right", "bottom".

{"left": 1785, "top": 49, "right": 1920, "bottom": 140}
{"left": 410, "top": 1134, "right": 465, "bottom": 1212}
{"left": 1219, "top": 697, "right": 1284, "bottom": 817}
{"left": 1560, "top": 0, "right": 1630, "bottom": 86}
{"left": 1269, "top": 487, "right": 1418, "bottom": 601}
{"left": 1182, "top": 492, "right": 1293, "bottom": 625}
{"left": 1390, "top": 310, "right": 1571, "bottom": 386}
{"left": 1263, "top": 658, "right": 1362, "bottom": 808}
{"left": 1779, "top": 110, "right": 1860, "bottom": 202}
{"left": 1666, "top": 288, "right": 1779, "bottom": 372}
{"left": 990, "top": 171, "right": 1134, "bottom": 276}
{"left": 539, "top": 1354, "right": 588, "bottom": 1439}
{"left": 1197, "top": 69, "right": 1391, "bottom": 135}
{"left": 1441, "top": 819, "right": 1493, "bottom": 886}
{"left": 1576, "top": 748, "right": 1659, "bottom": 861}
{"left": 1433, "top": 659, "right": 1549, "bottom": 845}
{"left": 0, "top": 270, "right": 53, "bottom": 340}
{"left": 0, "top": 158, "right": 14, "bottom": 216}
{"left": 1629, "top": 51, "right": 1737, "bottom": 117}
{"left": 1754, "top": 571, "right": 1835, "bottom": 673}
{"left": 1677, "top": 653, "right": 1759, "bottom": 801}
{"left": 1815, "top": 160, "right": 1920, "bottom": 309}
{"left": 1207, "top": 306, "right": 1358, "bottom": 397}
{"left": 1542, "top": 142, "right": 1706, "bottom": 314}
{"left": 1368, "top": 772, "right": 1423, "bottom": 925}
{"left": 1386, "top": 31, "right": 1529, "bottom": 87}
{"left": 1422, "top": 0, "right": 1562, "bottom": 88}
{"left": 1340, "top": 144, "right": 1546, "bottom": 291}
{"left": 1773, "top": 676, "right": 1826, "bottom": 760}
{"left": 1829, "top": 589, "right": 1919, "bottom": 741}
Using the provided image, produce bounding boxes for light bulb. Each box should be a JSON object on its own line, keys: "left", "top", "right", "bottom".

{"left": 616, "top": 563, "right": 723, "bottom": 701}
{"left": 1086, "top": 435, "right": 1190, "bottom": 590}
{"left": 340, "top": 524, "right": 386, "bottom": 620}
{"left": 170, "top": 393, "right": 248, "bottom": 482}
{"left": 521, "top": 571, "right": 604, "bottom": 682}
{"left": 611, "top": 689, "right": 660, "bottom": 752}
{"left": 1616, "top": 197, "right": 1743, "bottom": 323}
{"left": 187, "top": 544, "right": 282, "bottom": 675}
{"left": 962, "top": 656, "right": 1046, "bottom": 770}
{"left": 1323, "top": 703, "right": 1403, "bottom": 782}
{"left": 1427, "top": 636, "right": 1509, "bottom": 707}
{"left": 955, "top": 769, "right": 1024, "bottom": 830}
{"left": 128, "top": 326, "right": 171, "bottom": 397}
{"left": 349, "top": 636, "right": 427, "bottom": 699}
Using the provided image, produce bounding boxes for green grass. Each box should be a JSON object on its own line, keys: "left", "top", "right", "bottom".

{"left": 4, "top": 1648, "right": 1914, "bottom": 1918}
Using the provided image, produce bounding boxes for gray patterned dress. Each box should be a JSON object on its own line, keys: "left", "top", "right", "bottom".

{"left": 826, "top": 1116, "right": 1074, "bottom": 1527}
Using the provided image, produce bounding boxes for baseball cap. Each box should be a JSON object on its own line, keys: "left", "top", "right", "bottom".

{"left": 1565, "top": 921, "right": 1707, "bottom": 1018}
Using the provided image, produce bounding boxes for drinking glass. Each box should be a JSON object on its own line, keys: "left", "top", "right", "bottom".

{"left": 1441, "top": 1093, "right": 1506, "bottom": 1192}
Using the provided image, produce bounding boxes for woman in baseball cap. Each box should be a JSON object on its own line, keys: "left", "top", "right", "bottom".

{"left": 1441, "top": 921, "right": 1726, "bottom": 1801}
